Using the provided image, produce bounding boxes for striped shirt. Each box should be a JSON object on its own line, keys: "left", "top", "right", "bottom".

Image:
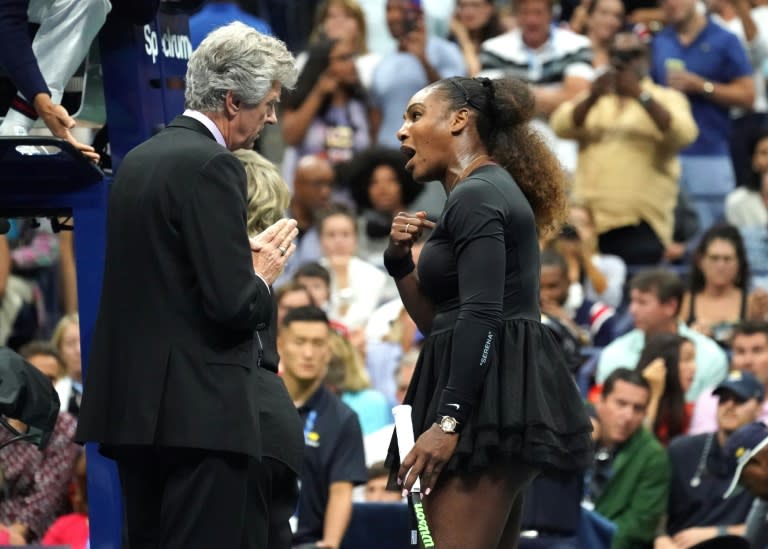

{"left": 478, "top": 26, "right": 594, "bottom": 85}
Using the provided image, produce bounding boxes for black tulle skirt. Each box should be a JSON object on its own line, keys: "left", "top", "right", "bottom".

{"left": 386, "top": 315, "right": 593, "bottom": 481}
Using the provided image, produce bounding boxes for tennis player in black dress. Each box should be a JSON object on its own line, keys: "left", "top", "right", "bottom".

{"left": 383, "top": 76, "right": 593, "bottom": 548}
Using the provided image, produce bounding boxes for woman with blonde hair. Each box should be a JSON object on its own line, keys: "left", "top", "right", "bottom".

{"left": 50, "top": 312, "right": 81, "bottom": 415}
{"left": 234, "top": 149, "right": 291, "bottom": 237}
{"left": 327, "top": 330, "right": 392, "bottom": 435}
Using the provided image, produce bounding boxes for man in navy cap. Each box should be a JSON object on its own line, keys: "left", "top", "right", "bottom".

{"left": 724, "top": 421, "right": 768, "bottom": 547}
{"left": 655, "top": 370, "right": 764, "bottom": 548}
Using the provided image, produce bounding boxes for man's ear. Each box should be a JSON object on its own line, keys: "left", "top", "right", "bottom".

{"left": 224, "top": 90, "right": 240, "bottom": 118}
{"left": 450, "top": 108, "right": 471, "bottom": 135}
{"left": 662, "top": 297, "right": 679, "bottom": 320}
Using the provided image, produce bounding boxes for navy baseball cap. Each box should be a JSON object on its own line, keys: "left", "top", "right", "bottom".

{"left": 724, "top": 421, "right": 768, "bottom": 498}
{"left": 713, "top": 370, "right": 765, "bottom": 403}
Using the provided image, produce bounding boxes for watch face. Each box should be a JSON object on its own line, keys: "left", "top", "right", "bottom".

{"left": 440, "top": 416, "right": 457, "bottom": 432}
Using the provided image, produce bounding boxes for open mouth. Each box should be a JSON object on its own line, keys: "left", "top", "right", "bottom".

{"left": 400, "top": 145, "right": 416, "bottom": 170}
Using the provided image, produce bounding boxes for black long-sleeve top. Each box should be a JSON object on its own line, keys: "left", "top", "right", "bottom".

{"left": 417, "top": 164, "right": 541, "bottom": 424}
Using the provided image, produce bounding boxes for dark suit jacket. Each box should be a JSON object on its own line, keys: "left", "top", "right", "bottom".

{"left": 255, "top": 299, "right": 303, "bottom": 474}
{"left": 76, "top": 115, "right": 272, "bottom": 459}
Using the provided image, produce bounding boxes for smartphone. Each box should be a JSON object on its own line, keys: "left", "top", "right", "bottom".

{"left": 665, "top": 58, "right": 685, "bottom": 73}
{"left": 402, "top": 0, "right": 422, "bottom": 35}
{"left": 711, "top": 322, "right": 735, "bottom": 344}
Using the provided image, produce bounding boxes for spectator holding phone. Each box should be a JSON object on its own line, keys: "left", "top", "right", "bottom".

{"left": 370, "top": 0, "right": 467, "bottom": 216}
{"left": 306, "top": 0, "right": 381, "bottom": 91}
{"left": 567, "top": 202, "right": 627, "bottom": 308}
{"left": 551, "top": 30, "right": 698, "bottom": 265}
{"left": 371, "top": 0, "right": 466, "bottom": 148}
{"left": 281, "top": 36, "right": 375, "bottom": 189}
{"left": 650, "top": 0, "right": 754, "bottom": 234}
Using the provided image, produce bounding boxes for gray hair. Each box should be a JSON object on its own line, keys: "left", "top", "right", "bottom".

{"left": 185, "top": 22, "right": 298, "bottom": 112}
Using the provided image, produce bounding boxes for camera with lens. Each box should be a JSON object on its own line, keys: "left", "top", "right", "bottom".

{"left": 610, "top": 48, "right": 645, "bottom": 69}
{"left": 558, "top": 224, "right": 580, "bottom": 241}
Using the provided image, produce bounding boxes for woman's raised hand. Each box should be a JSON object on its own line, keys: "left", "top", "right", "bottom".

{"left": 387, "top": 211, "right": 436, "bottom": 258}
{"left": 642, "top": 358, "right": 667, "bottom": 398}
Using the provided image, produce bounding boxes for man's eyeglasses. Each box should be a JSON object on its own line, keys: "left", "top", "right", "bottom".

{"left": 718, "top": 391, "right": 749, "bottom": 406}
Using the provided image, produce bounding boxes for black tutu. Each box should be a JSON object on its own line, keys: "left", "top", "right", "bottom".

{"left": 386, "top": 315, "right": 593, "bottom": 479}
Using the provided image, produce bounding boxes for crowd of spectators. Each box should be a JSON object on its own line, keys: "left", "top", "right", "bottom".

{"left": 8, "top": 0, "right": 768, "bottom": 546}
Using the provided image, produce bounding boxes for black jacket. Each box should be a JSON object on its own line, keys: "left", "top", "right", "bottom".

{"left": 76, "top": 115, "right": 272, "bottom": 459}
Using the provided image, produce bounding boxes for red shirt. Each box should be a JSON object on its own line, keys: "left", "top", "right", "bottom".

{"left": 41, "top": 513, "right": 88, "bottom": 549}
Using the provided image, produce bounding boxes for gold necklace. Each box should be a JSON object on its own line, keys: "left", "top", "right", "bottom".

{"left": 451, "top": 154, "right": 494, "bottom": 190}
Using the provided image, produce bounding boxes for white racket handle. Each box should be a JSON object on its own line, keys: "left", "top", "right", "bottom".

{"left": 393, "top": 404, "right": 421, "bottom": 492}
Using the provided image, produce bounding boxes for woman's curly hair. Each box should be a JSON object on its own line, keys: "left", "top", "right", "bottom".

{"left": 435, "top": 76, "right": 569, "bottom": 238}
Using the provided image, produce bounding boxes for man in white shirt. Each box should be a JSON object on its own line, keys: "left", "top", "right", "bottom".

{"left": 478, "top": 0, "right": 594, "bottom": 171}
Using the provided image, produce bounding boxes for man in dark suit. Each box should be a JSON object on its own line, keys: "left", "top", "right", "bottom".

{"left": 75, "top": 22, "right": 299, "bottom": 549}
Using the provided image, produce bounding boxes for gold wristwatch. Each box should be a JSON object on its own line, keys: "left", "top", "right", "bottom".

{"left": 438, "top": 416, "right": 460, "bottom": 434}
